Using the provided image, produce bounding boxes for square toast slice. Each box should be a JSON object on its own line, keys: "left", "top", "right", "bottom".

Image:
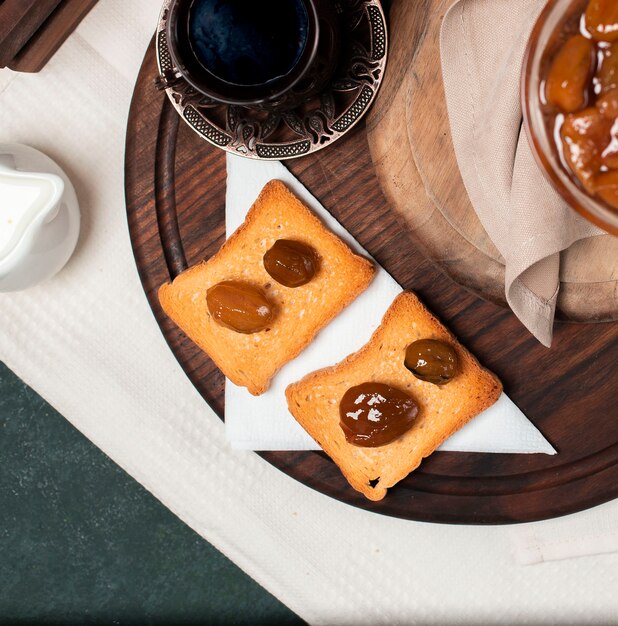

{"left": 158, "top": 180, "right": 375, "bottom": 395}
{"left": 285, "top": 292, "right": 502, "bottom": 500}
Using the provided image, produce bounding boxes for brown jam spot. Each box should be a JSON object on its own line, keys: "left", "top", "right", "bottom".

{"left": 404, "top": 339, "right": 459, "bottom": 385}
{"left": 206, "top": 281, "right": 274, "bottom": 334}
{"left": 263, "top": 239, "right": 318, "bottom": 288}
{"left": 339, "top": 382, "right": 419, "bottom": 447}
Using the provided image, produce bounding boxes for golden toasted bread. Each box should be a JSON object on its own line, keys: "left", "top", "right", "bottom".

{"left": 158, "top": 180, "right": 375, "bottom": 395}
{"left": 285, "top": 292, "right": 502, "bottom": 500}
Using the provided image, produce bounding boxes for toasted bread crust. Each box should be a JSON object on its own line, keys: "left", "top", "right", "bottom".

{"left": 158, "top": 180, "right": 375, "bottom": 395}
{"left": 285, "top": 292, "right": 502, "bottom": 500}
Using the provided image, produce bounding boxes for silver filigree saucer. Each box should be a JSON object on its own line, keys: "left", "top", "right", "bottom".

{"left": 155, "top": 0, "right": 388, "bottom": 160}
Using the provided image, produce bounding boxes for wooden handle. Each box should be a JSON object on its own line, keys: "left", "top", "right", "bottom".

{"left": 0, "top": 0, "right": 97, "bottom": 73}
{"left": 0, "top": 0, "right": 62, "bottom": 67}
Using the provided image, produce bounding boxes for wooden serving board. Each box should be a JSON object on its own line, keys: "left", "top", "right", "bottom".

{"left": 0, "top": 0, "right": 97, "bottom": 73}
{"left": 125, "top": 38, "right": 618, "bottom": 523}
{"left": 366, "top": 0, "right": 618, "bottom": 319}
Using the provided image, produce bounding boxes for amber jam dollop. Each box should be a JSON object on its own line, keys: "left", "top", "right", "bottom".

{"left": 404, "top": 339, "right": 459, "bottom": 386}
{"left": 263, "top": 239, "right": 318, "bottom": 288}
{"left": 206, "top": 281, "right": 273, "bottom": 333}
{"left": 339, "top": 382, "right": 419, "bottom": 447}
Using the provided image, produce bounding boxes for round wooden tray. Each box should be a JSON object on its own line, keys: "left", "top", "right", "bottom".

{"left": 125, "top": 41, "right": 618, "bottom": 524}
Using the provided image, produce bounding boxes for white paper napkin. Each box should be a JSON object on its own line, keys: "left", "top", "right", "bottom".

{"left": 224, "top": 155, "right": 556, "bottom": 455}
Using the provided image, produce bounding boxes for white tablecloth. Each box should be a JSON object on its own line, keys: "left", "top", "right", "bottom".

{"left": 0, "top": 1, "right": 617, "bottom": 623}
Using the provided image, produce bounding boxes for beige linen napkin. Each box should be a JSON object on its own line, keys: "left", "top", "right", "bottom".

{"left": 440, "top": 0, "right": 604, "bottom": 347}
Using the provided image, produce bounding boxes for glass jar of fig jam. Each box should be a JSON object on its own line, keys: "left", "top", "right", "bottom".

{"left": 523, "top": 0, "right": 618, "bottom": 235}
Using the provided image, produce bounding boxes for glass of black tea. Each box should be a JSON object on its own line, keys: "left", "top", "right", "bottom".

{"left": 164, "top": 0, "right": 340, "bottom": 110}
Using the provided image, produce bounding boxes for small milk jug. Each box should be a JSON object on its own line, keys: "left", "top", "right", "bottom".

{"left": 0, "top": 144, "right": 80, "bottom": 292}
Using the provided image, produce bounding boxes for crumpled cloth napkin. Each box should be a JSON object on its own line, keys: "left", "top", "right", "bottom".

{"left": 440, "top": 0, "right": 605, "bottom": 347}
{"left": 224, "top": 154, "right": 555, "bottom": 455}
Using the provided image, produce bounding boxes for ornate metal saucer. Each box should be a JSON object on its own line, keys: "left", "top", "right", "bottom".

{"left": 155, "top": 0, "right": 388, "bottom": 160}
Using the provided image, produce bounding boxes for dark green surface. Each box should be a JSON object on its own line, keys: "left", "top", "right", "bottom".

{"left": 0, "top": 361, "right": 305, "bottom": 626}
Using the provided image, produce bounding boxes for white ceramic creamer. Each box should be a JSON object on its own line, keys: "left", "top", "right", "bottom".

{"left": 0, "top": 144, "right": 80, "bottom": 292}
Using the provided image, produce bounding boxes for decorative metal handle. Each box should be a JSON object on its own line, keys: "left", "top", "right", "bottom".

{"left": 154, "top": 68, "right": 183, "bottom": 91}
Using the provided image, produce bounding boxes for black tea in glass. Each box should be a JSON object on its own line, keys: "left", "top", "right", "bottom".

{"left": 187, "top": 0, "right": 310, "bottom": 86}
